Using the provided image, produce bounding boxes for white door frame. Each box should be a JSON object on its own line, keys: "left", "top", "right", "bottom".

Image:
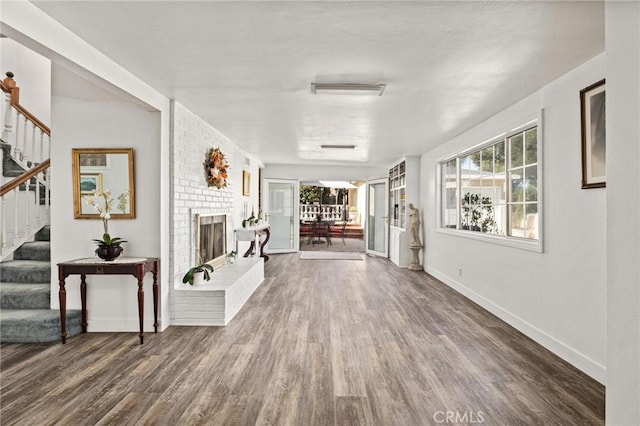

{"left": 365, "top": 177, "right": 389, "bottom": 257}
{"left": 264, "top": 178, "right": 299, "bottom": 253}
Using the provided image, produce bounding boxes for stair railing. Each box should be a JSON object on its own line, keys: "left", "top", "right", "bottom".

{"left": 1, "top": 72, "right": 51, "bottom": 168}
{"left": 1, "top": 71, "right": 51, "bottom": 261}
{"left": 0, "top": 160, "right": 50, "bottom": 260}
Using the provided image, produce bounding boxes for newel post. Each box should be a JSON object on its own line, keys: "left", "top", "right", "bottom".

{"left": 2, "top": 72, "right": 19, "bottom": 105}
{"left": 2, "top": 72, "right": 17, "bottom": 143}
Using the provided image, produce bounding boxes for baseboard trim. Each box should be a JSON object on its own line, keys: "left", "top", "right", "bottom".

{"left": 86, "top": 318, "right": 159, "bottom": 333}
{"left": 426, "top": 267, "right": 606, "bottom": 384}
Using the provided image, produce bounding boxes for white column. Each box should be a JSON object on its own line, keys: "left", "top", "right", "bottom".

{"left": 606, "top": 2, "right": 640, "bottom": 424}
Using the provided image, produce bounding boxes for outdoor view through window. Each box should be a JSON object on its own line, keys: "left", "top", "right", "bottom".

{"left": 441, "top": 124, "right": 539, "bottom": 241}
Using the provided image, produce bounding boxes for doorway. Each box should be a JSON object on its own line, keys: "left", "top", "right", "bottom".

{"left": 264, "top": 179, "right": 298, "bottom": 254}
{"left": 298, "top": 181, "right": 365, "bottom": 253}
{"left": 365, "top": 178, "right": 389, "bottom": 258}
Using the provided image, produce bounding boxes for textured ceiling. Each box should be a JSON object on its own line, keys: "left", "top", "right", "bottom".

{"left": 33, "top": 1, "right": 604, "bottom": 167}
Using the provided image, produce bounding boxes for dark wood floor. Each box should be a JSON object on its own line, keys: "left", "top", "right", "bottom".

{"left": 1, "top": 254, "right": 604, "bottom": 425}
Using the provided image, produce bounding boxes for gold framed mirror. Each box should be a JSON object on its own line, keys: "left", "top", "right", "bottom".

{"left": 72, "top": 148, "right": 135, "bottom": 219}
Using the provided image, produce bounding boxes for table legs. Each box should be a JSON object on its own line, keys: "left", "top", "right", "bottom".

{"left": 259, "top": 228, "right": 270, "bottom": 262}
{"left": 58, "top": 274, "right": 67, "bottom": 344}
{"left": 243, "top": 241, "right": 255, "bottom": 258}
{"left": 57, "top": 259, "right": 158, "bottom": 345}
{"left": 80, "top": 274, "right": 88, "bottom": 333}
{"left": 152, "top": 268, "right": 159, "bottom": 333}
{"left": 138, "top": 277, "right": 145, "bottom": 344}
{"left": 242, "top": 230, "right": 270, "bottom": 262}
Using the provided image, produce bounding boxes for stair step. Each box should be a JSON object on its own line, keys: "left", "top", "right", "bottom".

{"left": 13, "top": 241, "right": 50, "bottom": 261}
{"left": 0, "top": 283, "right": 50, "bottom": 309}
{"left": 1, "top": 142, "right": 25, "bottom": 178}
{"left": 3, "top": 169, "right": 23, "bottom": 178}
{"left": 35, "top": 225, "right": 50, "bottom": 242}
{"left": 0, "top": 260, "right": 50, "bottom": 283}
{"left": 0, "top": 228, "right": 68, "bottom": 343}
{"left": 0, "top": 309, "right": 83, "bottom": 343}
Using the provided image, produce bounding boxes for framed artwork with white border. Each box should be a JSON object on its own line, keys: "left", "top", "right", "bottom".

{"left": 79, "top": 173, "right": 102, "bottom": 194}
{"left": 580, "top": 79, "right": 606, "bottom": 189}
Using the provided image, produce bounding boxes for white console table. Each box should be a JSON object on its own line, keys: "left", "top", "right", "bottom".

{"left": 235, "top": 223, "right": 270, "bottom": 262}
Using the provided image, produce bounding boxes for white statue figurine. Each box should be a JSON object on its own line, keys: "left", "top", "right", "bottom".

{"left": 408, "top": 203, "right": 422, "bottom": 247}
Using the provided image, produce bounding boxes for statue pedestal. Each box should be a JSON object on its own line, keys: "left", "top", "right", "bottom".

{"left": 408, "top": 243, "right": 423, "bottom": 271}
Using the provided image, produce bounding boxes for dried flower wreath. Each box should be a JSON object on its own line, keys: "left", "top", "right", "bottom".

{"left": 203, "top": 147, "right": 229, "bottom": 189}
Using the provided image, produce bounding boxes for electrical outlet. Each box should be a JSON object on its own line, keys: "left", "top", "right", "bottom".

{"left": 458, "top": 268, "right": 463, "bottom": 277}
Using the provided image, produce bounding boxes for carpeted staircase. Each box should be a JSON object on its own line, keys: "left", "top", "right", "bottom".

{"left": 0, "top": 226, "right": 82, "bottom": 343}
{"left": 1, "top": 141, "right": 24, "bottom": 178}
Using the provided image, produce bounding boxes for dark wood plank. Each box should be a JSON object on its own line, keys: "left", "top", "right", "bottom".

{"left": 0, "top": 253, "right": 604, "bottom": 425}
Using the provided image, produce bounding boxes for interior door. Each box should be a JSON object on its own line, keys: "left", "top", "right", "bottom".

{"left": 365, "top": 178, "right": 389, "bottom": 257}
{"left": 264, "top": 179, "right": 299, "bottom": 253}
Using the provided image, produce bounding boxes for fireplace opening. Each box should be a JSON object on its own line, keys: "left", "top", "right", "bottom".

{"left": 194, "top": 214, "right": 227, "bottom": 269}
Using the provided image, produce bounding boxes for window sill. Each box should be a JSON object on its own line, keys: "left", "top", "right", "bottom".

{"left": 435, "top": 228, "right": 543, "bottom": 253}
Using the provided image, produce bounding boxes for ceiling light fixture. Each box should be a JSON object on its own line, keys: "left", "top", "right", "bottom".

{"left": 320, "top": 144, "right": 357, "bottom": 149}
{"left": 311, "top": 83, "right": 386, "bottom": 96}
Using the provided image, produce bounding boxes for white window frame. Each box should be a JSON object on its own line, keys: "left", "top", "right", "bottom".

{"left": 436, "top": 113, "right": 543, "bottom": 253}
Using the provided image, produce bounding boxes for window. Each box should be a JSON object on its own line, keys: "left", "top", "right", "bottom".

{"left": 439, "top": 123, "right": 540, "bottom": 244}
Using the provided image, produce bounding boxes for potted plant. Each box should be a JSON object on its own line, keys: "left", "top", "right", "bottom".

{"left": 243, "top": 206, "right": 260, "bottom": 227}
{"left": 92, "top": 234, "right": 127, "bottom": 261}
{"left": 86, "top": 189, "right": 129, "bottom": 260}
{"left": 182, "top": 263, "right": 214, "bottom": 286}
{"left": 227, "top": 250, "right": 238, "bottom": 264}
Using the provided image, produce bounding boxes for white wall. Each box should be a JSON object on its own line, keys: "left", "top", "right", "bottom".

{"left": 0, "top": 38, "right": 51, "bottom": 125}
{"left": 50, "top": 94, "right": 161, "bottom": 332}
{"left": 606, "top": 2, "right": 640, "bottom": 423}
{"left": 2, "top": 1, "right": 262, "bottom": 331}
{"left": 421, "top": 54, "right": 606, "bottom": 383}
{"left": 2, "top": 0, "right": 172, "bottom": 332}
{"left": 170, "top": 101, "right": 261, "bottom": 292}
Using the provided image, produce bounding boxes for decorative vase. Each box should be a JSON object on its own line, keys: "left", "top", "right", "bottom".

{"left": 95, "top": 244, "right": 123, "bottom": 261}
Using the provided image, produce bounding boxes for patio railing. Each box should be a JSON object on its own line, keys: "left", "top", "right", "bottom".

{"left": 300, "top": 204, "right": 347, "bottom": 222}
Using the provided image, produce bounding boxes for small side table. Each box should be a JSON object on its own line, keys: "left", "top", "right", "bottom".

{"left": 57, "top": 257, "right": 159, "bottom": 344}
{"left": 235, "top": 224, "right": 271, "bottom": 262}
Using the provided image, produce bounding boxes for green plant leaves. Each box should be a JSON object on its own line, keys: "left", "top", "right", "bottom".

{"left": 182, "top": 263, "right": 215, "bottom": 285}
{"left": 92, "top": 232, "right": 127, "bottom": 246}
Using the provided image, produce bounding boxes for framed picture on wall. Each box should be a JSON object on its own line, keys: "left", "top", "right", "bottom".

{"left": 79, "top": 173, "right": 102, "bottom": 194}
{"left": 243, "top": 170, "right": 250, "bottom": 196}
{"left": 580, "top": 79, "right": 606, "bottom": 189}
{"left": 79, "top": 153, "right": 108, "bottom": 168}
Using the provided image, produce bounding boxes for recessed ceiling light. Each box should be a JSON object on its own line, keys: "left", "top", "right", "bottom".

{"left": 311, "top": 83, "right": 386, "bottom": 96}
{"left": 320, "top": 144, "right": 357, "bottom": 149}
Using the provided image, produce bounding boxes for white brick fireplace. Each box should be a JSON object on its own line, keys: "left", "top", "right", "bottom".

{"left": 169, "top": 101, "right": 264, "bottom": 326}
